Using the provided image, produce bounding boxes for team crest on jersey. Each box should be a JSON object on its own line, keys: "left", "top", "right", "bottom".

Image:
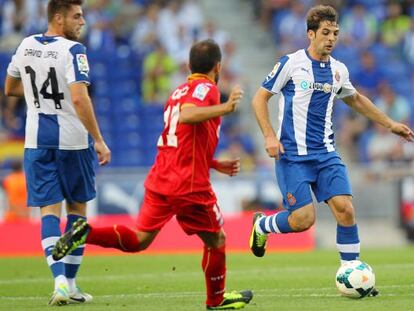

{"left": 335, "top": 70, "right": 340, "bottom": 82}
{"left": 287, "top": 193, "right": 296, "bottom": 206}
{"left": 76, "top": 54, "right": 89, "bottom": 76}
{"left": 265, "top": 62, "right": 281, "bottom": 82}
{"left": 192, "top": 83, "right": 210, "bottom": 100}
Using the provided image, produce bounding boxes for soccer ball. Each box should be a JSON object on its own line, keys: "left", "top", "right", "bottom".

{"left": 335, "top": 260, "right": 375, "bottom": 298}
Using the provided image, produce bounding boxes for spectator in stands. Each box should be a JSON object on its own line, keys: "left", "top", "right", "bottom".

{"left": 156, "top": 0, "right": 182, "bottom": 58}
{"left": 403, "top": 19, "right": 414, "bottom": 66}
{"left": 178, "top": 0, "right": 204, "bottom": 42}
{"left": 381, "top": 2, "right": 410, "bottom": 48}
{"left": 277, "top": 1, "right": 307, "bottom": 54}
{"left": 199, "top": 20, "right": 230, "bottom": 49}
{"left": 367, "top": 123, "right": 405, "bottom": 165}
{"left": 1, "top": 159, "right": 29, "bottom": 222}
{"left": 112, "top": 0, "right": 143, "bottom": 45}
{"left": 375, "top": 81, "right": 411, "bottom": 125}
{"left": 0, "top": 0, "right": 25, "bottom": 51}
{"left": 142, "top": 40, "right": 177, "bottom": 103}
{"left": 130, "top": 3, "right": 160, "bottom": 55}
{"left": 85, "top": 0, "right": 116, "bottom": 51}
{"left": 341, "top": 4, "right": 378, "bottom": 49}
{"left": 353, "top": 50, "right": 383, "bottom": 98}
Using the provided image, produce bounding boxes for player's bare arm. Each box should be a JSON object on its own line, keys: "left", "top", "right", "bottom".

{"left": 4, "top": 75, "right": 24, "bottom": 97}
{"left": 70, "top": 82, "right": 111, "bottom": 165}
{"left": 343, "top": 91, "right": 414, "bottom": 141}
{"left": 211, "top": 158, "right": 240, "bottom": 177}
{"left": 179, "top": 85, "right": 243, "bottom": 124}
{"left": 252, "top": 87, "right": 285, "bottom": 159}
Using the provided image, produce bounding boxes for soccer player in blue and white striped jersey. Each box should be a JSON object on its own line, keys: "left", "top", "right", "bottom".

{"left": 250, "top": 4, "right": 414, "bottom": 287}
{"left": 4, "top": 0, "right": 111, "bottom": 306}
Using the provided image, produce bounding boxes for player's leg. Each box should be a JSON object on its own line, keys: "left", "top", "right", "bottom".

{"left": 53, "top": 188, "right": 171, "bottom": 258}
{"left": 327, "top": 195, "right": 360, "bottom": 263}
{"left": 197, "top": 230, "right": 253, "bottom": 310}
{"left": 313, "top": 159, "right": 358, "bottom": 264}
{"left": 63, "top": 201, "right": 94, "bottom": 303}
{"left": 40, "top": 203, "right": 70, "bottom": 306}
{"left": 175, "top": 191, "right": 253, "bottom": 310}
{"left": 24, "top": 148, "right": 69, "bottom": 305}
{"left": 250, "top": 157, "right": 315, "bottom": 257}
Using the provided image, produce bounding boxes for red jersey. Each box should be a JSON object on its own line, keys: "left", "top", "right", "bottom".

{"left": 144, "top": 74, "right": 221, "bottom": 195}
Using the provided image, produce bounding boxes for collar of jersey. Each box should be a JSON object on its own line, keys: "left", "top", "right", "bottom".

{"left": 187, "top": 73, "right": 215, "bottom": 84}
{"left": 304, "top": 49, "right": 330, "bottom": 66}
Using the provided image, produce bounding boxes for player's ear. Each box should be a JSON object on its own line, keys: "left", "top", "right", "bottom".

{"left": 215, "top": 62, "right": 221, "bottom": 73}
{"left": 54, "top": 12, "right": 64, "bottom": 26}
{"left": 307, "top": 29, "right": 315, "bottom": 41}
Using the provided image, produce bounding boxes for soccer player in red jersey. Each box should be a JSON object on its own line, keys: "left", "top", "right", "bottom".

{"left": 52, "top": 39, "right": 253, "bottom": 310}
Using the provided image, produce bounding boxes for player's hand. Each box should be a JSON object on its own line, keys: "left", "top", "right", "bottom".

{"left": 213, "top": 158, "right": 240, "bottom": 177}
{"left": 224, "top": 85, "right": 244, "bottom": 113}
{"left": 389, "top": 122, "right": 414, "bottom": 142}
{"left": 95, "top": 140, "right": 111, "bottom": 166}
{"left": 265, "top": 136, "right": 285, "bottom": 160}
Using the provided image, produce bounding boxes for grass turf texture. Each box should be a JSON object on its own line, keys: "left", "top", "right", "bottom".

{"left": 0, "top": 248, "right": 413, "bottom": 311}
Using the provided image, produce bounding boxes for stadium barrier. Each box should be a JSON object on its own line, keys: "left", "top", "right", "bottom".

{"left": 0, "top": 212, "right": 314, "bottom": 256}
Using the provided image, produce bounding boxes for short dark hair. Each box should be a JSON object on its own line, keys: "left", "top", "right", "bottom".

{"left": 47, "top": 0, "right": 83, "bottom": 22}
{"left": 306, "top": 5, "right": 338, "bottom": 32}
{"left": 189, "top": 39, "right": 222, "bottom": 74}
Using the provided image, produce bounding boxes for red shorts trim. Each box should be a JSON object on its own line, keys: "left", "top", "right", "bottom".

{"left": 136, "top": 189, "right": 223, "bottom": 235}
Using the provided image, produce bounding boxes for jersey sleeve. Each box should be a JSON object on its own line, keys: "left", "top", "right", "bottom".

{"left": 261, "top": 55, "right": 291, "bottom": 94}
{"left": 7, "top": 49, "right": 21, "bottom": 78}
{"left": 183, "top": 82, "right": 219, "bottom": 108}
{"left": 66, "top": 43, "right": 91, "bottom": 85}
{"left": 336, "top": 65, "right": 356, "bottom": 100}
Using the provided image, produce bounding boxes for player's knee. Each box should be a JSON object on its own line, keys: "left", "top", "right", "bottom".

{"left": 202, "top": 230, "right": 226, "bottom": 248}
{"left": 336, "top": 204, "right": 355, "bottom": 226}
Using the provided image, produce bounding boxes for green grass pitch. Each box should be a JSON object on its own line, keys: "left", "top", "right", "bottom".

{"left": 1, "top": 247, "right": 413, "bottom": 310}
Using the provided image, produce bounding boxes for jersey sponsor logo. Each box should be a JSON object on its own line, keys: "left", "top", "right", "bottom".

{"left": 287, "top": 193, "right": 296, "bottom": 206}
{"left": 300, "top": 80, "right": 339, "bottom": 94}
{"left": 192, "top": 83, "right": 210, "bottom": 100}
{"left": 265, "top": 62, "right": 281, "bottom": 82}
{"left": 76, "top": 54, "right": 89, "bottom": 76}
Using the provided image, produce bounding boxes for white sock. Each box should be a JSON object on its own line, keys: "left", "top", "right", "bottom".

{"left": 255, "top": 217, "right": 265, "bottom": 234}
{"left": 67, "top": 278, "right": 77, "bottom": 293}
{"left": 54, "top": 275, "right": 68, "bottom": 290}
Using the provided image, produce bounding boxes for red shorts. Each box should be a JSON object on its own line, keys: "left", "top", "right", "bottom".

{"left": 136, "top": 188, "right": 223, "bottom": 235}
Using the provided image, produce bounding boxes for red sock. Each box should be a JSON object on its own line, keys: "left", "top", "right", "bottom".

{"left": 86, "top": 225, "right": 140, "bottom": 252}
{"left": 202, "top": 245, "right": 226, "bottom": 307}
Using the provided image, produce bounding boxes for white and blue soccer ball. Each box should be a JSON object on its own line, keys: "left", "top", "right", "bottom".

{"left": 335, "top": 260, "right": 375, "bottom": 298}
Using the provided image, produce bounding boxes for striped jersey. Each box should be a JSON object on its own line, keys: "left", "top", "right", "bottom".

{"left": 7, "top": 34, "right": 91, "bottom": 150}
{"left": 262, "top": 49, "right": 356, "bottom": 156}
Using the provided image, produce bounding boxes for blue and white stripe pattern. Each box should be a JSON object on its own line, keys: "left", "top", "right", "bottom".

{"left": 41, "top": 215, "right": 65, "bottom": 279}
{"left": 336, "top": 224, "right": 360, "bottom": 264}
{"left": 262, "top": 49, "right": 356, "bottom": 156}
{"left": 259, "top": 211, "right": 293, "bottom": 234}
{"left": 7, "top": 34, "right": 91, "bottom": 150}
{"left": 64, "top": 215, "right": 86, "bottom": 280}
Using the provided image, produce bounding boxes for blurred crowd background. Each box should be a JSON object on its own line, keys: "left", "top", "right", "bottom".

{"left": 0, "top": 0, "right": 414, "bottom": 239}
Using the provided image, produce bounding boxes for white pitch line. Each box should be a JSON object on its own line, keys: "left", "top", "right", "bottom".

{"left": 1, "top": 262, "right": 414, "bottom": 285}
{"left": 1, "top": 288, "right": 414, "bottom": 301}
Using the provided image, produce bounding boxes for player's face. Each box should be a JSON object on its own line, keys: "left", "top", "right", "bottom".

{"left": 62, "top": 5, "right": 85, "bottom": 41}
{"left": 308, "top": 21, "right": 339, "bottom": 57}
